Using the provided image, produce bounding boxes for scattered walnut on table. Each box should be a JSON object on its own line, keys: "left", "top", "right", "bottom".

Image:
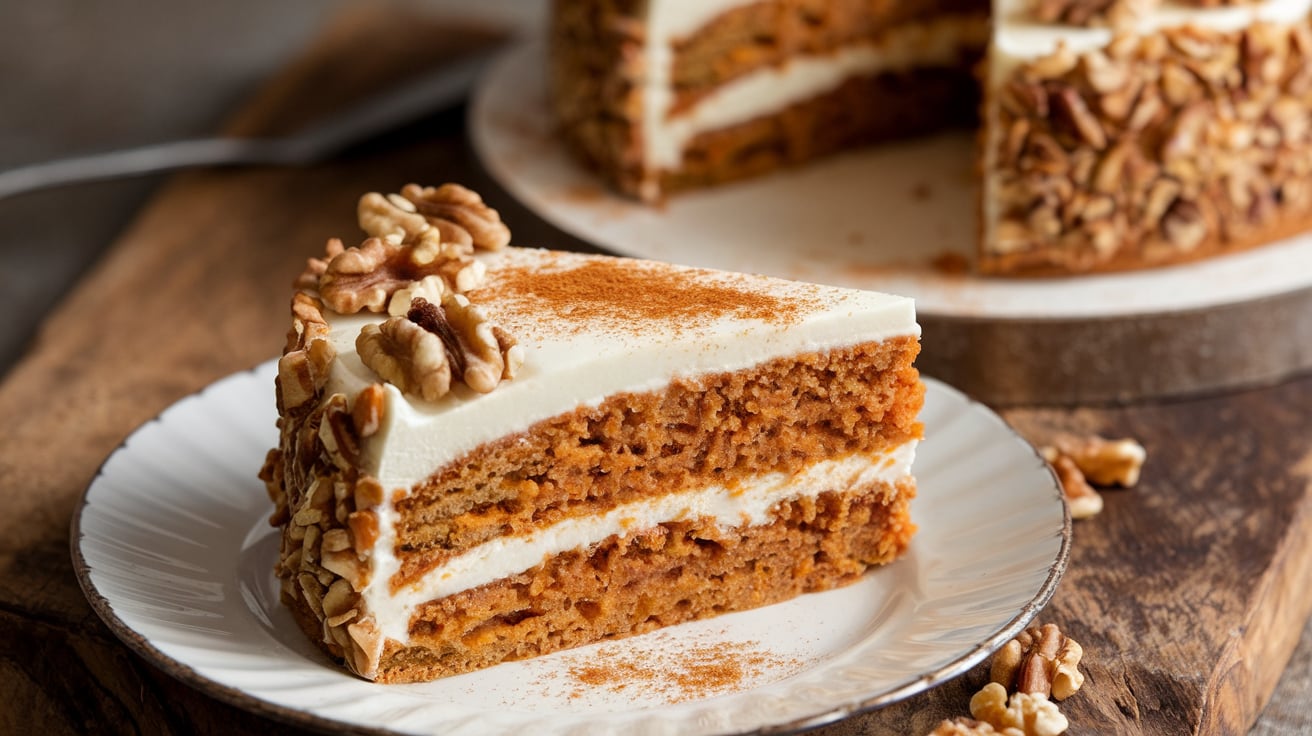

{"left": 1049, "top": 433, "right": 1147, "bottom": 487}
{"left": 1043, "top": 448, "right": 1105, "bottom": 519}
{"left": 970, "top": 683, "right": 1069, "bottom": 736}
{"left": 991, "top": 623, "right": 1086, "bottom": 701}
{"left": 928, "top": 717, "right": 1017, "bottom": 735}
{"left": 1039, "top": 432, "right": 1146, "bottom": 519}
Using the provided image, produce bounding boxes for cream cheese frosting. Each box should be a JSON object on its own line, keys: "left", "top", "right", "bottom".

{"left": 324, "top": 247, "right": 919, "bottom": 495}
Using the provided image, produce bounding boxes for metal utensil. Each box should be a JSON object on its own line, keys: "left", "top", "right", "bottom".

{"left": 0, "top": 48, "right": 498, "bottom": 200}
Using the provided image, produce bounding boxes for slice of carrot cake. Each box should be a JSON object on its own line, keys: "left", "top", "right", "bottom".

{"left": 260, "top": 183, "right": 924, "bottom": 683}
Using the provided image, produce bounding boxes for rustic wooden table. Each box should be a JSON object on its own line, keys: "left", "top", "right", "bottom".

{"left": 2, "top": 4, "right": 1310, "bottom": 735}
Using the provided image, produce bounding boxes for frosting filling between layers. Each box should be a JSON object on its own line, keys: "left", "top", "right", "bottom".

{"left": 363, "top": 441, "right": 918, "bottom": 642}
{"left": 639, "top": 12, "right": 988, "bottom": 197}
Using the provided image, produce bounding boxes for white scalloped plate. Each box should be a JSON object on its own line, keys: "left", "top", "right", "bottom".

{"left": 72, "top": 361, "right": 1069, "bottom": 736}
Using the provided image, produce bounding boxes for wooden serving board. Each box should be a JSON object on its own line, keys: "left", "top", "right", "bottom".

{"left": 2, "top": 6, "right": 1310, "bottom": 734}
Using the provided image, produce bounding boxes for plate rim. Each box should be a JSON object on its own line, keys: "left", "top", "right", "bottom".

{"left": 71, "top": 362, "right": 1071, "bottom": 736}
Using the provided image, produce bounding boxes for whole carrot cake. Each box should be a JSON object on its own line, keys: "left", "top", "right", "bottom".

{"left": 550, "top": 0, "right": 1312, "bottom": 275}
{"left": 260, "top": 184, "right": 925, "bottom": 682}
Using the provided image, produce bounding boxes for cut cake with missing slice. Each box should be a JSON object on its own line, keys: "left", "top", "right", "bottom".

{"left": 551, "top": 0, "right": 1312, "bottom": 275}
{"left": 260, "top": 183, "right": 924, "bottom": 683}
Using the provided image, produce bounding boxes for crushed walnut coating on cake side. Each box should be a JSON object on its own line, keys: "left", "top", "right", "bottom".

{"left": 261, "top": 184, "right": 523, "bottom": 679}
{"left": 986, "top": 19, "right": 1312, "bottom": 273}
{"left": 261, "top": 284, "right": 388, "bottom": 678}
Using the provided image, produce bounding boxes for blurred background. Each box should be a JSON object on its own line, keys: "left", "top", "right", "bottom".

{"left": 0, "top": 0, "right": 544, "bottom": 377}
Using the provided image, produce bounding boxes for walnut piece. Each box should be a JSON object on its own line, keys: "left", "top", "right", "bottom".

{"left": 359, "top": 183, "right": 510, "bottom": 252}
{"left": 357, "top": 295, "right": 521, "bottom": 401}
{"left": 929, "top": 717, "right": 1018, "bottom": 735}
{"left": 400, "top": 183, "right": 511, "bottom": 251}
{"left": 352, "top": 384, "right": 386, "bottom": 438}
{"left": 1049, "top": 433, "right": 1147, "bottom": 486}
{"left": 1043, "top": 448, "right": 1105, "bottom": 519}
{"left": 358, "top": 191, "right": 432, "bottom": 245}
{"left": 991, "top": 623, "right": 1086, "bottom": 701}
{"left": 357, "top": 309, "right": 453, "bottom": 402}
{"left": 970, "top": 683, "right": 1069, "bottom": 736}
{"left": 387, "top": 274, "right": 446, "bottom": 317}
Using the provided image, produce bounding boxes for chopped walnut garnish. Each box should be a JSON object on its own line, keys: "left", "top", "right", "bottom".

{"left": 316, "top": 237, "right": 431, "bottom": 314}
{"left": 971, "top": 683, "right": 1068, "bottom": 736}
{"left": 991, "top": 623, "right": 1086, "bottom": 701}
{"left": 351, "top": 384, "right": 386, "bottom": 438}
{"left": 356, "top": 295, "right": 521, "bottom": 401}
{"left": 359, "top": 183, "right": 510, "bottom": 252}
{"left": 387, "top": 274, "right": 446, "bottom": 317}
{"left": 357, "top": 307, "right": 454, "bottom": 402}
{"left": 316, "top": 183, "right": 510, "bottom": 313}
{"left": 358, "top": 191, "right": 432, "bottom": 245}
{"left": 265, "top": 183, "right": 524, "bottom": 682}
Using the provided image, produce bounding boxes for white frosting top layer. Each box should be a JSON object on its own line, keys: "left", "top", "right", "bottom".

{"left": 365, "top": 442, "right": 918, "bottom": 641}
{"left": 637, "top": 6, "right": 987, "bottom": 196}
{"left": 324, "top": 247, "right": 918, "bottom": 495}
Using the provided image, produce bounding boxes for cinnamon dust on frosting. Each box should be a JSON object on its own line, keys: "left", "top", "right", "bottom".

{"left": 473, "top": 253, "right": 817, "bottom": 335}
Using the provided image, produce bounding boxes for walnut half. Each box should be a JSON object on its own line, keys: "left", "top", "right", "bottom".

{"left": 1041, "top": 433, "right": 1146, "bottom": 519}
{"left": 970, "top": 683, "right": 1068, "bottom": 736}
{"left": 358, "top": 183, "right": 511, "bottom": 252}
{"left": 356, "top": 295, "right": 522, "bottom": 401}
{"left": 991, "top": 623, "right": 1086, "bottom": 701}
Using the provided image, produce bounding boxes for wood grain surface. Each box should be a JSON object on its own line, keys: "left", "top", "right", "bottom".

{"left": 2, "top": 6, "right": 1310, "bottom": 734}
